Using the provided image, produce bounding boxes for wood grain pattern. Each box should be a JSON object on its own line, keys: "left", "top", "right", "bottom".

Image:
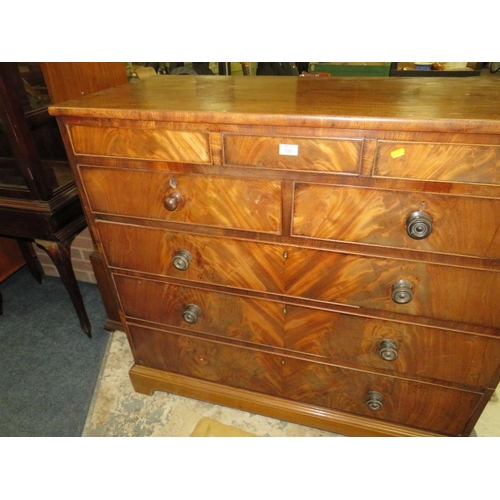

{"left": 283, "top": 358, "right": 481, "bottom": 436}
{"left": 223, "top": 134, "right": 361, "bottom": 173}
{"left": 80, "top": 166, "right": 281, "bottom": 233}
{"left": 49, "top": 76, "right": 500, "bottom": 134}
{"left": 293, "top": 183, "right": 500, "bottom": 258}
{"left": 116, "top": 272, "right": 500, "bottom": 388}
{"left": 284, "top": 305, "right": 500, "bottom": 387}
{"left": 129, "top": 364, "right": 440, "bottom": 436}
{"left": 41, "top": 62, "right": 128, "bottom": 104}
{"left": 96, "top": 222, "right": 285, "bottom": 293}
{"left": 69, "top": 125, "right": 211, "bottom": 164}
{"left": 114, "top": 274, "right": 284, "bottom": 347}
{"left": 285, "top": 248, "right": 500, "bottom": 328}
{"left": 53, "top": 75, "right": 500, "bottom": 437}
{"left": 374, "top": 141, "right": 500, "bottom": 185}
{"left": 129, "top": 325, "right": 282, "bottom": 396}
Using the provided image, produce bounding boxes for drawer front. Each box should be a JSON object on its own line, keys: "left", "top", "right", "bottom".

{"left": 129, "top": 325, "right": 282, "bottom": 396}
{"left": 223, "top": 134, "right": 362, "bottom": 173}
{"left": 285, "top": 306, "right": 500, "bottom": 387}
{"left": 293, "top": 184, "right": 500, "bottom": 258}
{"left": 115, "top": 275, "right": 285, "bottom": 347}
{"left": 80, "top": 166, "right": 281, "bottom": 233}
{"left": 374, "top": 141, "right": 500, "bottom": 185}
{"left": 285, "top": 248, "right": 500, "bottom": 328}
{"left": 69, "top": 125, "right": 211, "bottom": 164}
{"left": 97, "top": 223, "right": 285, "bottom": 293}
{"left": 283, "top": 359, "right": 481, "bottom": 435}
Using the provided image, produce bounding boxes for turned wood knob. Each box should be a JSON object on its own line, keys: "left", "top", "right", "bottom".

{"left": 378, "top": 339, "right": 399, "bottom": 361}
{"left": 182, "top": 304, "right": 201, "bottom": 324}
{"left": 366, "top": 391, "right": 384, "bottom": 411}
{"left": 163, "top": 191, "right": 183, "bottom": 211}
{"left": 406, "top": 210, "right": 433, "bottom": 239}
{"left": 391, "top": 279, "right": 414, "bottom": 304}
{"left": 172, "top": 250, "right": 192, "bottom": 271}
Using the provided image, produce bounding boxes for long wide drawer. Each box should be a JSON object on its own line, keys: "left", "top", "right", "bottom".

{"left": 285, "top": 248, "right": 500, "bottom": 328}
{"left": 283, "top": 358, "right": 481, "bottom": 436}
{"left": 293, "top": 183, "right": 500, "bottom": 258}
{"left": 80, "top": 166, "right": 282, "bottom": 233}
{"left": 96, "top": 222, "right": 285, "bottom": 293}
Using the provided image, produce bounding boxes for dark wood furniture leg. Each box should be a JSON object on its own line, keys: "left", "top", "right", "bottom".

{"left": 1, "top": 63, "right": 96, "bottom": 338}
{"left": 16, "top": 239, "right": 43, "bottom": 284}
{"left": 35, "top": 238, "right": 92, "bottom": 338}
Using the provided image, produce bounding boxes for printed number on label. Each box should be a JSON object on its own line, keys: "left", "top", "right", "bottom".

{"left": 279, "top": 144, "right": 299, "bottom": 156}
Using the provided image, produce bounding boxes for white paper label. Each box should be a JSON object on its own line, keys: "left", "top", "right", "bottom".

{"left": 279, "top": 144, "right": 299, "bottom": 156}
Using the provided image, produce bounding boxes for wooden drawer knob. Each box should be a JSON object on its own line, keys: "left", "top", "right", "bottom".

{"left": 391, "top": 279, "right": 414, "bottom": 304}
{"left": 406, "top": 210, "right": 433, "bottom": 239}
{"left": 182, "top": 304, "right": 201, "bottom": 324}
{"left": 172, "top": 250, "right": 192, "bottom": 271}
{"left": 366, "top": 391, "right": 384, "bottom": 411}
{"left": 163, "top": 191, "right": 183, "bottom": 211}
{"left": 378, "top": 339, "right": 398, "bottom": 361}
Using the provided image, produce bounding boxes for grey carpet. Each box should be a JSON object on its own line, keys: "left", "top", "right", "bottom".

{"left": 0, "top": 266, "right": 110, "bottom": 436}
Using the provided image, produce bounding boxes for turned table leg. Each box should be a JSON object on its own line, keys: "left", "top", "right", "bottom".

{"left": 35, "top": 238, "right": 91, "bottom": 338}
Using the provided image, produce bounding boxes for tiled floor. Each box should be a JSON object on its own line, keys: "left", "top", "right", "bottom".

{"left": 83, "top": 330, "right": 500, "bottom": 437}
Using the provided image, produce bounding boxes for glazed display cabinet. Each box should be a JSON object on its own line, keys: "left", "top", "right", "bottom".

{"left": 0, "top": 63, "right": 90, "bottom": 335}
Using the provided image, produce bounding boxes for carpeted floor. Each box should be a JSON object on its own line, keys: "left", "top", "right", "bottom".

{"left": 0, "top": 266, "right": 110, "bottom": 436}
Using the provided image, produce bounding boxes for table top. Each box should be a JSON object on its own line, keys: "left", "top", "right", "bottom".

{"left": 49, "top": 75, "right": 500, "bottom": 133}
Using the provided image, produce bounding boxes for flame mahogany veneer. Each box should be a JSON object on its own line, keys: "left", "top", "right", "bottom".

{"left": 50, "top": 75, "right": 500, "bottom": 436}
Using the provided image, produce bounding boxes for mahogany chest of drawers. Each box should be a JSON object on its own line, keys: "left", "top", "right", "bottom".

{"left": 50, "top": 75, "right": 500, "bottom": 436}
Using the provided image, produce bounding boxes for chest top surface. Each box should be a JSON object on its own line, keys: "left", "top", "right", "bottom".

{"left": 48, "top": 75, "right": 500, "bottom": 133}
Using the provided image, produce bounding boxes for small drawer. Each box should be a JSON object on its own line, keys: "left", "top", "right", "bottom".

{"left": 285, "top": 248, "right": 500, "bottom": 329}
{"left": 129, "top": 324, "right": 283, "bottom": 396}
{"left": 284, "top": 305, "right": 500, "bottom": 387}
{"left": 97, "top": 222, "right": 286, "bottom": 293}
{"left": 283, "top": 358, "right": 481, "bottom": 435}
{"left": 223, "top": 134, "right": 362, "bottom": 173}
{"left": 68, "top": 125, "right": 212, "bottom": 164}
{"left": 374, "top": 141, "right": 500, "bottom": 185}
{"left": 292, "top": 183, "right": 500, "bottom": 258}
{"left": 80, "top": 166, "right": 281, "bottom": 234}
{"left": 115, "top": 275, "right": 285, "bottom": 348}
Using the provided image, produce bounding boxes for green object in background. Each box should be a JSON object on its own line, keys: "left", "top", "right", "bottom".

{"left": 308, "top": 63, "right": 391, "bottom": 77}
